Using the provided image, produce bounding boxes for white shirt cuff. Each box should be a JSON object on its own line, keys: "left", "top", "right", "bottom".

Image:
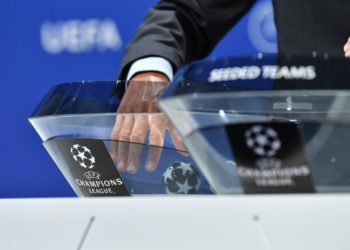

{"left": 126, "top": 57, "right": 174, "bottom": 82}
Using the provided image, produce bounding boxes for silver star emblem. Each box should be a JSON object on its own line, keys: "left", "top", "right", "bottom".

{"left": 176, "top": 179, "right": 191, "bottom": 194}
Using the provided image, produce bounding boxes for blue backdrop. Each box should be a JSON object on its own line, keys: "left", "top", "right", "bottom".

{"left": 0, "top": 0, "right": 276, "bottom": 197}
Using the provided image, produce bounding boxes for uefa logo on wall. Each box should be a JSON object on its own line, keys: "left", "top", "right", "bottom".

{"left": 247, "top": 0, "right": 277, "bottom": 53}
{"left": 40, "top": 18, "right": 123, "bottom": 54}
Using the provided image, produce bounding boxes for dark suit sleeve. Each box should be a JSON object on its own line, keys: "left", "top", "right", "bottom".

{"left": 118, "top": 0, "right": 256, "bottom": 79}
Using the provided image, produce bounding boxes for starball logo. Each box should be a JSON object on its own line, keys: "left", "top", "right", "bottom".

{"left": 70, "top": 144, "right": 96, "bottom": 169}
{"left": 234, "top": 124, "right": 312, "bottom": 188}
{"left": 245, "top": 125, "right": 281, "bottom": 158}
{"left": 70, "top": 143, "right": 124, "bottom": 195}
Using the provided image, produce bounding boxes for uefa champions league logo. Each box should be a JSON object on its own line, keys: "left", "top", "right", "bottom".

{"left": 70, "top": 144, "right": 96, "bottom": 169}
{"left": 163, "top": 161, "right": 200, "bottom": 194}
{"left": 245, "top": 125, "right": 281, "bottom": 158}
{"left": 84, "top": 171, "right": 101, "bottom": 180}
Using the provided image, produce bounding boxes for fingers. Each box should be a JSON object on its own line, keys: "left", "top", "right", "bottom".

{"left": 110, "top": 116, "right": 124, "bottom": 169}
{"left": 117, "top": 141, "right": 129, "bottom": 172}
{"left": 146, "top": 146, "right": 163, "bottom": 172}
{"left": 125, "top": 115, "right": 148, "bottom": 173}
{"left": 115, "top": 115, "right": 135, "bottom": 172}
{"left": 109, "top": 140, "right": 119, "bottom": 165}
{"left": 130, "top": 115, "right": 148, "bottom": 143}
{"left": 117, "top": 115, "right": 135, "bottom": 141}
{"left": 115, "top": 115, "right": 148, "bottom": 173}
{"left": 145, "top": 114, "right": 167, "bottom": 171}
{"left": 111, "top": 115, "right": 124, "bottom": 141}
{"left": 148, "top": 114, "right": 167, "bottom": 146}
{"left": 111, "top": 74, "right": 170, "bottom": 173}
{"left": 169, "top": 126, "right": 189, "bottom": 156}
{"left": 344, "top": 37, "right": 350, "bottom": 58}
{"left": 125, "top": 142, "right": 144, "bottom": 174}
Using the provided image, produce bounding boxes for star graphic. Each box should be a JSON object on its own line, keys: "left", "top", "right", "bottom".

{"left": 78, "top": 151, "right": 87, "bottom": 161}
{"left": 80, "top": 162, "right": 88, "bottom": 168}
{"left": 82, "top": 146, "right": 91, "bottom": 153}
{"left": 163, "top": 168, "right": 173, "bottom": 181}
{"left": 90, "top": 156, "right": 96, "bottom": 164}
{"left": 71, "top": 144, "right": 79, "bottom": 153}
{"left": 180, "top": 163, "right": 194, "bottom": 175}
{"left": 176, "top": 179, "right": 191, "bottom": 194}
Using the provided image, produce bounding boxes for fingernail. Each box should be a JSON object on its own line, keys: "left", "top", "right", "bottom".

{"left": 117, "top": 160, "right": 125, "bottom": 171}
{"left": 146, "top": 161, "right": 156, "bottom": 171}
{"left": 127, "top": 163, "right": 137, "bottom": 173}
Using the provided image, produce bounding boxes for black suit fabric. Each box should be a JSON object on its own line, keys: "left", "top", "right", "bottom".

{"left": 119, "top": 0, "right": 256, "bottom": 78}
{"left": 119, "top": 0, "right": 350, "bottom": 79}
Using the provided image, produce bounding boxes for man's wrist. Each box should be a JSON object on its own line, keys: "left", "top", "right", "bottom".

{"left": 130, "top": 71, "right": 170, "bottom": 83}
{"left": 126, "top": 56, "right": 174, "bottom": 82}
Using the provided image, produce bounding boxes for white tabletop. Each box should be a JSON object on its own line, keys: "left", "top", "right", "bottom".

{"left": 1, "top": 194, "right": 349, "bottom": 250}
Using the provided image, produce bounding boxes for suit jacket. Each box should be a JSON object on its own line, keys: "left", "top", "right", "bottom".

{"left": 119, "top": 0, "right": 350, "bottom": 79}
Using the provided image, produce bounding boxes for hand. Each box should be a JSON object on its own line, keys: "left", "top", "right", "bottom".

{"left": 344, "top": 37, "right": 350, "bottom": 58}
{"left": 110, "top": 72, "right": 186, "bottom": 174}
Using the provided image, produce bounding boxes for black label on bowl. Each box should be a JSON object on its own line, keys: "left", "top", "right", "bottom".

{"left": 44, "top": 138, "right": 130, "bottom": 197}
{"left": 226, "top": 122, "right": 315, "bottom": 194}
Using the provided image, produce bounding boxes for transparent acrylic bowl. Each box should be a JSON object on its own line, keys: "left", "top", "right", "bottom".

{"left": 29, "top": 81, "right": 212, "bottom": 196}
{"left": 160, "top": 56, "right": 350, "bottom": 194}
{"left": 160, "top": 90, "right": 350, "bottom": 193}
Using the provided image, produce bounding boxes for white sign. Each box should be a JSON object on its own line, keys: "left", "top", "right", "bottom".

{"left": 208, "top": 65, "right": 316, "bottom": 82}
